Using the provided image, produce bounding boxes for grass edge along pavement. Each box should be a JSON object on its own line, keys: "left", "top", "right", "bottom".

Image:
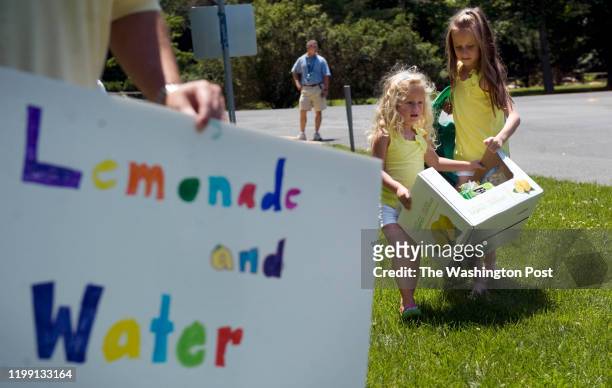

{"left": 327, "top": 145, "right": 611, "bottom": 386}
{"left": 112, "top": 82, "right": 608, "bottom": 108}
{"left": 326, "top": 81, "right": 608, "bottom": 107}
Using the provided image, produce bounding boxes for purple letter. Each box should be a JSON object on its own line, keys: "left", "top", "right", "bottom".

{"left": 22, "top": 105, "right": 82, "bottom": 188}
{"left": 263, "top": 239, "right": 285, "bottom": 278}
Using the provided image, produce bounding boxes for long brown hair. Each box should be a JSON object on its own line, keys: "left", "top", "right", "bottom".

{"left": 445, "top": 7, "right": 511, "bottom": 113}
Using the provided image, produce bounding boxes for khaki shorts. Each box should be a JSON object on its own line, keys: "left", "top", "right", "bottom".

{"left": 299, "top": 85, "right": 327, "bottom": 111}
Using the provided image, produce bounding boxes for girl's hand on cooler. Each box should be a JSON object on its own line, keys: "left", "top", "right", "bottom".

{"left": 396, "top": 186, "right": 412, "bottom": 210}
{"left": 442, "top": 100, "right": 453, "bottom": 114}
{"left": 469, "top": 160, "right": 486, "bottom": 171}
{"left": 483, "top": 136, "right": 503, "bottom": 151}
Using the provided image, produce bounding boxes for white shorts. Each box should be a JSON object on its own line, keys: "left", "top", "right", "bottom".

{"left": 378, "top": 204, "right": 400, "bottom": 228}
{"left": 456, "top": 170, "right": 475, "bottom": 177}
{"left": 299, "top": 85, "right": 327, "bottom": 111}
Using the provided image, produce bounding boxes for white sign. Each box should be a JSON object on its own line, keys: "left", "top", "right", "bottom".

{"left": 0, "top": 68, "right": 380, "bottom": 387}
{"left": 190, "top": 5, "right": 258, "bottom": 59}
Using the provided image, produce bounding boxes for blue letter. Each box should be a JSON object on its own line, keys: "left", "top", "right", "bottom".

{"left": 208, "top": 176, "right": 232, "bottom": 207}
{"left": 22, "top": 106, "right": 82, "bottom": 188}
{"left": 32, "top": 282, "right": 103, "bottom": 363}
{"left": 239, "top": 248, "right": 259, "bottom": 274}
{"left": 150, "top": 294, "right": 174, "bottom": 363}
{"left": 261, "top": 158, "right": 285, "bottom": 212}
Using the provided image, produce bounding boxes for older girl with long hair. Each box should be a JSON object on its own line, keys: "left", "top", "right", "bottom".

{"left": 445, "top": 7, "right": 521, "bottom": 294}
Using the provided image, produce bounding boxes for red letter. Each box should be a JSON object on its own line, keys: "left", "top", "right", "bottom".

{"left": 238, "top": 183, "right": 256, "bottom": 209}
{"left": 215, "top": 326, "right": 243, "bottom": 367}
{"left": 126, "top": 162, "right": 165, "bottom": 200}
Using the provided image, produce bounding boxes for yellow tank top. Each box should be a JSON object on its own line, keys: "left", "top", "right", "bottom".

{"left": 453, "top": 70, "right": 508, "bottom": 161}
{"left": 381, "top": 128, "right": 427, "bottom": 208}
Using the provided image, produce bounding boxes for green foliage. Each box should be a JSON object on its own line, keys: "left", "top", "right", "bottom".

{"left": 240, "top": 0, "right": 447, "bottom": 107}
{"left": 326, "top": 14, "right": 445, "bottom": 99}
{"left": 102, "top": 0, "right": 611, "bottom": 105}
{"left": 102, "top": 57, "right": 137, "bottom": 92}
{"left": 228, "top": 0, "right": 330, "bottom": 108}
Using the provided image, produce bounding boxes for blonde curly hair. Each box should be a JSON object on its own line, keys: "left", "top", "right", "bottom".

{"left": 368, "top": 66, "right": 436, "bottom": 149}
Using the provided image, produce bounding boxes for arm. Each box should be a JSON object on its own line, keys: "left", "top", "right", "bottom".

{"left": 321, "top": 75, "right": 330, "bottom": 97}
{"left": 321, "top": 59, "right": 331, "bottom": 97}
{"left": 484, "top": 100, "right": 520, "bottom": 151}
{"left": 292, "top": 72, "right": 302, "bottom": 91}
{"left": 372, "top": 133, "right": 412, "bottom": 209}
{"left": 291, "top": 57, "right": 302, "bottom": 91}
{"left": 109, "top": 11, "right": 225, "bottom": 130}
{"left": 424, "top": 142, "right": 482, "bottom": 172}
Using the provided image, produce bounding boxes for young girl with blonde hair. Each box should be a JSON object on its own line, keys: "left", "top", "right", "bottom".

{"left": 445, "top": 7, "right": 521, "bottom": 294}
{"left": 370, "top": 67, "right": 481, "bottom": 318}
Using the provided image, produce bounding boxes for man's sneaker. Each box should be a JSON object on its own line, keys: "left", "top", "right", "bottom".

{"left": 313, "top": 132, "right": 322, "bottom": 141}
{"left": 297, "top": 132, "right": 306, "bottom": 140}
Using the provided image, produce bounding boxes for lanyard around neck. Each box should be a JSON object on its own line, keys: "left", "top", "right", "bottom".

{"left": 306, "top": 56, "right": 316, "bottom": 74}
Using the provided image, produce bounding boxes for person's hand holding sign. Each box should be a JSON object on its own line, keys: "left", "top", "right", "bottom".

{"left": 163, "top": 81, "right": 227, "bottom": 131}
{"left": 110, "top": 11, "right": 226, "bottom": 132}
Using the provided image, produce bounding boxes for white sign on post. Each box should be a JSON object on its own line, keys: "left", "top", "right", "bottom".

{"left": 190, "top": 5, "right": 258, "bottom": 59}
{"left": 0, "top": 68, "right": 380, "bottom": 387}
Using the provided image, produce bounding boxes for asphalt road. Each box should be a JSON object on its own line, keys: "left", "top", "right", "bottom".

{"left": 236, "top": 91, "right": 612, "bottom": 185}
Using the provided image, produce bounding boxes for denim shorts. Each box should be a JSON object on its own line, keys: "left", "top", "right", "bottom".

{"left": 378, "top": 204, "right": 400, "bottom": 228}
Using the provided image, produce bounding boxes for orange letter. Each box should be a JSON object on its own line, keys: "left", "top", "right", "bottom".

{"left": 126, "top": 162, "right": 165, "bottom": 200}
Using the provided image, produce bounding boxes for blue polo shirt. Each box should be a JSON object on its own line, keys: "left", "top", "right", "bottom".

{"left": 291, "top": 54, "right": 331, "bottom": 86}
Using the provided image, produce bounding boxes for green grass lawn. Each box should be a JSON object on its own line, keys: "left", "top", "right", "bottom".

{"left": 367, "top": 176, "right": 611, "bottom": 387}
{"left": 329, "top": 145, "right": 611, "bottom": 386}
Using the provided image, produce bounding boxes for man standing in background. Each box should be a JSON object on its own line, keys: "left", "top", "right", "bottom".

{"left": 291, "top": 40, "right": 331, "bottom": 141}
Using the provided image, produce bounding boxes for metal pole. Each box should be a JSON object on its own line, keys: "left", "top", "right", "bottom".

{"left": 344, "top": 85, "right": 355, "bottom": 152}
{"left": 216, "top": 0, "right": 236, "bottom": 123}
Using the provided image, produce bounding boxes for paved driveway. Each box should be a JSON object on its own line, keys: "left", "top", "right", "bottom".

{"left": 236, "top": 91, "right": 612, "bottom": 185}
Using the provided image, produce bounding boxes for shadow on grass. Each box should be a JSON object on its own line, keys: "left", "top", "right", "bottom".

{"left": 413, "top": 284, "right": 553, "bottom": 328}
{"left": 401, "top": 230, "right": 609, "bottom": 327}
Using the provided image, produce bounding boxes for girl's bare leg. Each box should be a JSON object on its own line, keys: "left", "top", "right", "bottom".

{"left": 456, "top": 175, "right": 495, "bottom": 295}
{"left": 382, "top": 223, "right": 419, "bottom": 309}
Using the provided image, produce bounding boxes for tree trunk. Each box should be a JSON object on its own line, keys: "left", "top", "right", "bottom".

{"left": 537, "top": 1, "right": 554, "bottom": 94}
{"left": 538, "top": 23, "right": 554, "bottom": 93}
